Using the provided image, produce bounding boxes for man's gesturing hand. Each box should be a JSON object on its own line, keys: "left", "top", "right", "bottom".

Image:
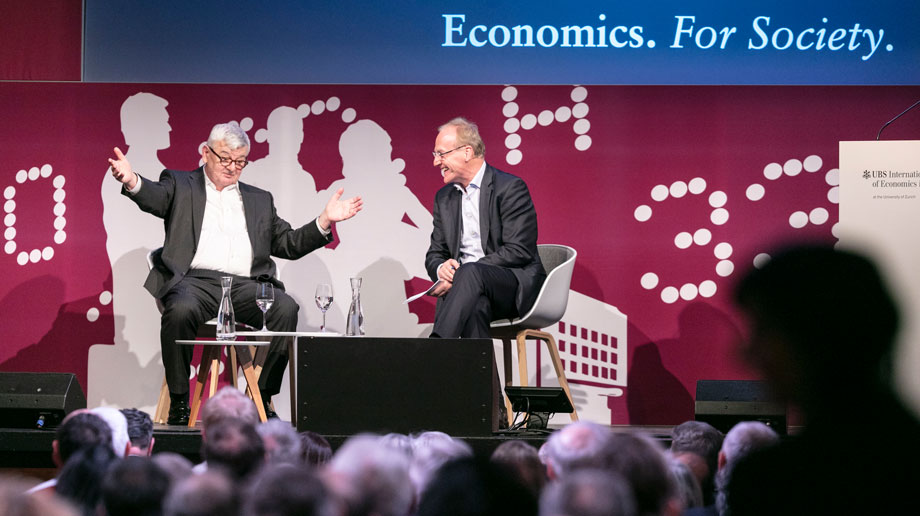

{"left": 108, "top": 147, "right": 138, "bottom": 190}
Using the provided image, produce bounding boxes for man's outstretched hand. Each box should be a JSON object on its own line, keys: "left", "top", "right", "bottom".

{"left": 108, "top": 147, "right": 138, "bottom": 190}
{"left": 317, "top": 188, "right": 363, "bottom": 230}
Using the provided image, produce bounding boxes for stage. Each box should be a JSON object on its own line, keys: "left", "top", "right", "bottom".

{"left": 0, "top": 423, "right": 676, "bottom": 480}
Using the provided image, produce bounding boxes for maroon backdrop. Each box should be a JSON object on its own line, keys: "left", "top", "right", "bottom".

{"left": 1, "top": 82, "right": 918, "bottom": 423}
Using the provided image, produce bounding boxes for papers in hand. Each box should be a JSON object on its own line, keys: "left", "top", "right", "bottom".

{"left": 405, "top": 280, "right": 444, "bottom": 304}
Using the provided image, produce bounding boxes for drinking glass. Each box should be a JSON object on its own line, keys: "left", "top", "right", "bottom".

{"left": 314, "top": 283, "right": 333, "bottom": 332}
{"left": 256, "top": 282, "right": 274, "bottom": 332}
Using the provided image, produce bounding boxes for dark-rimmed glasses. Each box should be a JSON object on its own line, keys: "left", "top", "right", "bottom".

{"left": 208, "top": 145, "right": 249, "bottom": 169}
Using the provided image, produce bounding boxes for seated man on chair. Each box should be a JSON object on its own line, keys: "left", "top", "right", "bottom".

{"left": 425, "top": 117, "right": 545, "bottom": 338}
{"left": 108, "top": 121, "right": 362, "bottom": 425}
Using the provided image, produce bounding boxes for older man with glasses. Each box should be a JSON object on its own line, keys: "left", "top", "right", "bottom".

{"left": 109, "top": 121, "right": 362, "bottom": 425}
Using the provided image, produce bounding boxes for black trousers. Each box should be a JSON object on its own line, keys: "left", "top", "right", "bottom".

{"left": 431, "top": 261, "right": 519, "bottom": 338}
{"left": 159, "top": 269, "right": 298, "bottom": 398}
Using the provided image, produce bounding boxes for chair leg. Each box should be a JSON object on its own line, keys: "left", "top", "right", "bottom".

{"left": 501, "top": 338, "right": 513, "bottom": 428}
{"left": 287, "top": 338, "right": 296, "bottom": 424}
{"left": 515, "top": 332, "right": 529, "bottom": 387}
{"left": 525, "top": 329, "right": 579, "bottom": 422}
{"left": 154, "top": 377, "right": 170, "bottom": 424}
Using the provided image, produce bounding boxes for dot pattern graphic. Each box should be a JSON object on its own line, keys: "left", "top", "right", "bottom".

{"left": 7, "top": 165, "right": 66, "bottom": 266}
{"left": 636, "top": 154, "right": 832, "bottom": 305}
{"left": 501, "top": 86, "right": 592, "bottom": 165}
{"left": 636, "top": 176, "right": 730, "bottom": 303}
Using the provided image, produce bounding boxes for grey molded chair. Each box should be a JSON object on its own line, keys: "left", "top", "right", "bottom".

{"left": 490, "top": 244, "right": 579, "bottom": 426}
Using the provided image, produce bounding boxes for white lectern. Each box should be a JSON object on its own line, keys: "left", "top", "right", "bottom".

{"left": 839, "top": 140, "right": 920, "bottom": 414}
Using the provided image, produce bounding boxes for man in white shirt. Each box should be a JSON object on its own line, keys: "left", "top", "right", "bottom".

{"left": 109, "top": 121, "right": 362, "bottom": 424}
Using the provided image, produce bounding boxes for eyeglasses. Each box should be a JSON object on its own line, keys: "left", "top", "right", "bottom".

{"left": 208, "top": 145, "right": 249, "bottom": 169}
{"left": 432, "top": 145, "right": 467, "bottom": 159}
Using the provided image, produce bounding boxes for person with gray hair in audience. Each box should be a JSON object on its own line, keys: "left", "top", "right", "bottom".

{"left": 257, "top": 419, "right": 302, "bottom": 465}
{"left": 540, "top": 469, "right": 637, "bottom": 516}
{"left": 324, "top": 434, "right": 414, "bottom": 516}
{"left": 121, "top": 408, "right": 155, "bottom": 456}
{"left": 667, "top": 458, "right": 703, "bottom": 511}
{"left": 409, "top": 430, "right": 473, "bottom": 501}
{"left": 194, "top": 386, "right": 261, "bottom": 472}
{"left": 164, "top": 470, "right": 239, "bottom": 516}
{"left": 202, "top": 418, "right": 265, "bottom": 481}
{"left": 669, "top": 420, "right": 723, "bottom": 506}
{"left": 91, "top": 406, "right": 131, "bottom": 458}
{"left": 540, "top": 421, "right": 614, "bottom": 480}
{"left": 201, "top": 386, "right": 260, "bottom": 432}
{"left": 604, "top": 432, "right": 681, "bottom": 516}
{"left": 244, "top": 463, "right": 339, "bottom": 516}
{"left": 690, "top": 421, "right": 777, "bottom": 516}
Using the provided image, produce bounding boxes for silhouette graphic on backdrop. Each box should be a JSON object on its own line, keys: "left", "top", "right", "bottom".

{"left": 91, "top": 93, "right": 172, "bottom": 411}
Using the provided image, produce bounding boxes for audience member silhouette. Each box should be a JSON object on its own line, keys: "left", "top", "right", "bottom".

{"left": 201, "top": 418, "right": 265, "bottom": 481}
{"left": 164, "top": 470, "right": 240, "bottom": 516}
{"left": 669, "top": 421, "right": 723, "bottom": 506}
{"left": 0, "top": 474, "right": 79, "bottom": 516}
{"left": 409, "top": 431, "right": 474, "bottom": 502}
{"left": 691, "top": 421, "right": 778, "bottom": 516}
{"left": 540, "top": 421, "right": 614, "bottom": 480}
{"left": 324, "top": 434, "right": 414, "bottom": 516}
{"left": 667, "top": 458, "right": 703, "bottom": 510}
{"left": 121, "top": 408, "right": 155, "bottom": 456}
{"left": 257, "top": 419, "right": 302, "bottom": 465}
{"left": 28, "top": 411, "right": 113, "bottom": 495}
{"left": 244, "top": 463, "right": 338, "bottom": 516}
{"left": 90, "top": 406, "right": 131, "bottom": 458}
{"left": 728, "top": 244, "right": 920, "bottom": 515}
{"left": 604, "top": 432, "right": 681, "bottom": 516}
{"left": 489, "top": 439, "right": 547, "bottom": 497}
{"left": 299, "top": 430, "right": 333, "bottom": 467}
{"left": 55, "top": 444, "right": 118, "bottom": 516}
{"left": 101, "top": 456, "right": 171, "bottom": 516}
{"left": 417, "top": 456, "right": 538, "bottom": 516}
{"left": 539, "top": 469, "right": 637, "bottom": 516}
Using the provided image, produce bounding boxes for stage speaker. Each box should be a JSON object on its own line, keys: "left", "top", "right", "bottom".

{"left": 0, "top": 372, "right": 86, "bottom": 429}
{"left": 297, "top": 337, "right": 494, "bottom": 436}
{"left": 695, "top": 380, "right": 786, "bottom": 435}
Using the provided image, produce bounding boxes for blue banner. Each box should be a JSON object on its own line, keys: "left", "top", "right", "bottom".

{"left": 83, "top": 0, "right": 920, "bottom": 85}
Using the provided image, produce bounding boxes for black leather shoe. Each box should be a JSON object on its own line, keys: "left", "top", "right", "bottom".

{"left": 167, "top": 398, "right": 190, "bottom": 426}
{"left": 262, "top": 398, "right": 279, "bottom": 420}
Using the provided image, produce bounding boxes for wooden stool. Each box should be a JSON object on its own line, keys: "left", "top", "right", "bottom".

{"left": 176, "top": 340, "right": 270, "bottom": 427}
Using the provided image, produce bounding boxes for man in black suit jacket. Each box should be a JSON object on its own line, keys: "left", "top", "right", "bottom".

{"left": 108, "top": 121, "right": 361, "bottom": 424}
{"left": 425, "top": 117, "right": 545, "bottom": 338}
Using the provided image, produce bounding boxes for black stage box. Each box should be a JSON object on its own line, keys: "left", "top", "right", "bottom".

{"left": 0, "top": 372, "right": 86, "bottom": 429}
{"left": 695, "top": 380, "right": 786, "bottom": 435}
{"left": 297, "top": 337, "right": 494, "bottom": 436}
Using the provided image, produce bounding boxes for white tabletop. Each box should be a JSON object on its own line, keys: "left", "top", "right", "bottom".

{"left": 234, "top": 331, "right": 343, "bottom": 337}
{"left": 175, "top": 339, "right": 270, "bottom": 346}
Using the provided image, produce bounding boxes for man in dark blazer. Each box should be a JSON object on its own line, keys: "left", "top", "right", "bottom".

{"left": 425, "top": 117, "right": 545, "bottom": 338}
{"left": 108, "top": 121, "right": 361, "bottom": 424}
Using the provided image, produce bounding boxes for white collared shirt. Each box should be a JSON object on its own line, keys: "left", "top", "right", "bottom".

{"left": 455, "top": 162, "right": 487, "bottom": 264}
{"left": 188, "top": 173, "right": 253, "bottom": 276}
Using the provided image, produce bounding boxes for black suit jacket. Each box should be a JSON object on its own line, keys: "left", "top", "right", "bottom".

{"left": 425, "top": 164, "right": 545, "bottom": 314}
{"left": 125, "top": 167, "right": 331, "bottom": 298}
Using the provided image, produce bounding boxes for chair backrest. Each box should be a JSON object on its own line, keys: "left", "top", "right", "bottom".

{"left": 514, "top": 244, "right": 577, "bottom": 329}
